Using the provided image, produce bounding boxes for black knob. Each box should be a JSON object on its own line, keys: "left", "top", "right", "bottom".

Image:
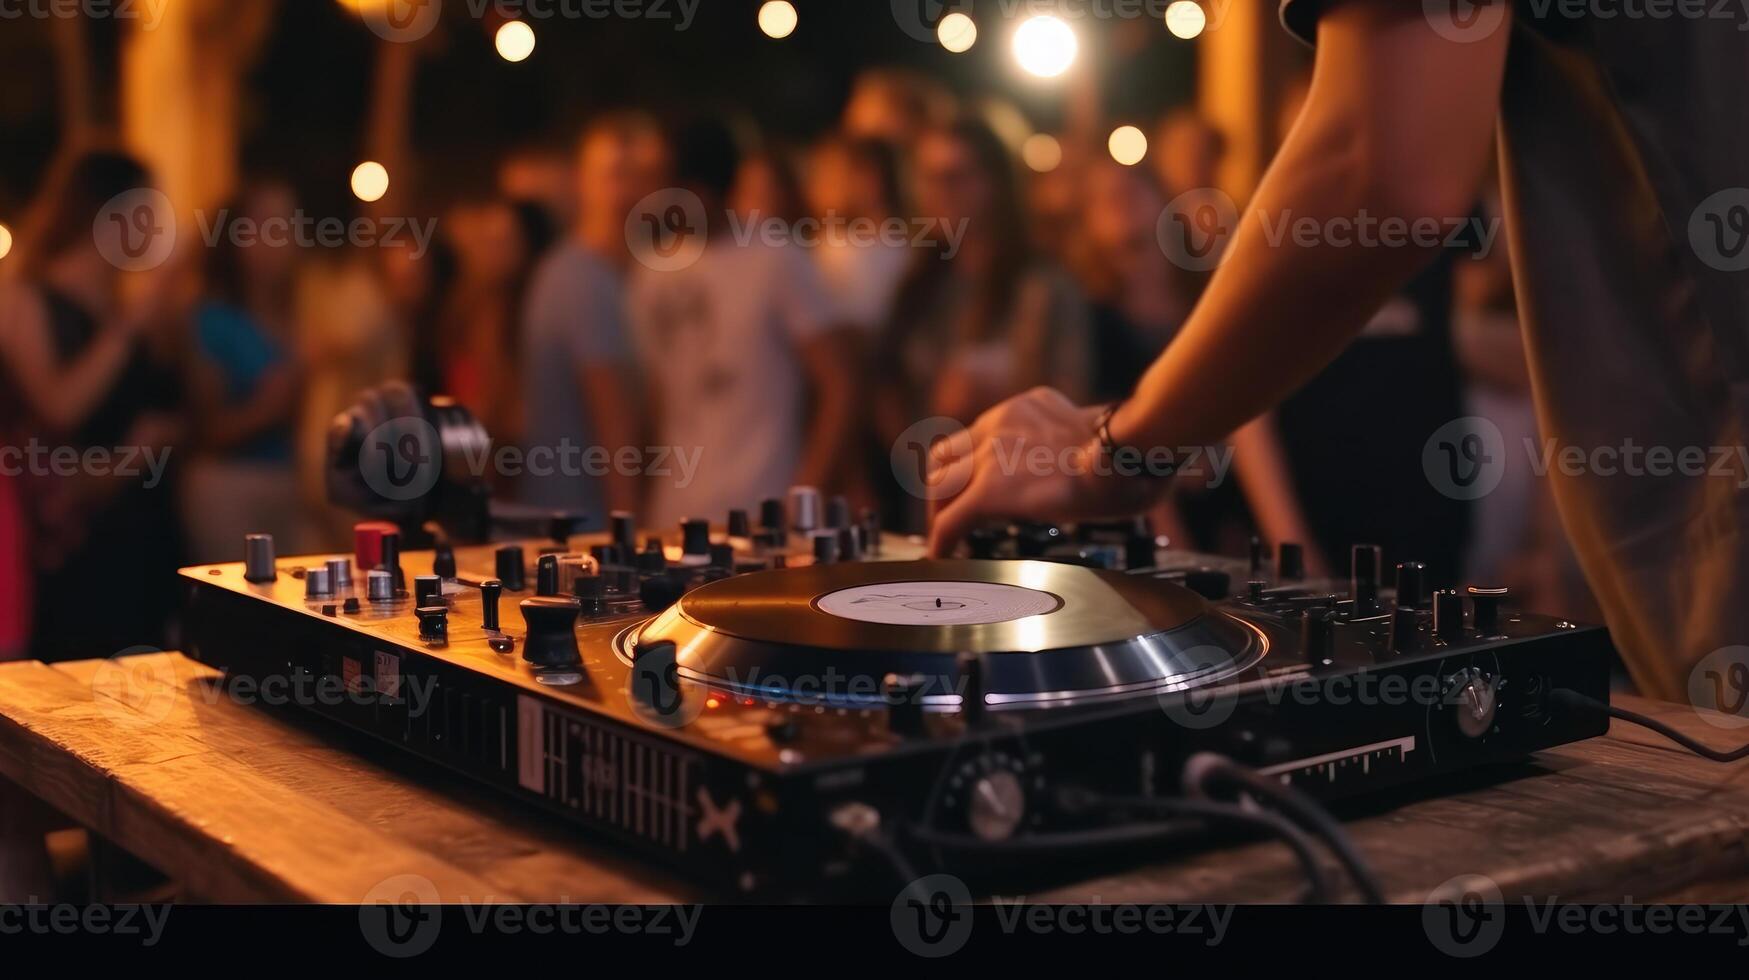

{"left": 519, "top": 596, "right": 582, "bottom": 668}
{"left": 709, "top": 542, "right": 735, "bottom": 569}
{"left": 1395, "top": 561, "right": 1428, "bottom": 610}
{"left": 1183, "top": 569, "right": 1231, "bottom": 601}
{"left": 536, "top": 554, "right": 561, "bottom": 597}
{"left": 640, "top": 572, "right": 686, "bottom": 612}
{"left": 727, "top": 509, "right": 751, "bottom": 539}
{"left": 635, "top": 548, "right": 667, "bottom": 575}
{"left": 1434, "top": 589, "right": 1466, "bottom": 640}
{"left": 433, "top": 542, "right": 457, "bottom": 579}
{"left": 244, "top": 533, "right": 277, "bottom": 583}
{"left": 480, "top": 579, "right": 502, "bottom": 632}
{"left": 413, "top": 575, "right": 443, "bottom": 608}
{"left": 1301, "top": 608, "right": 1336, "bottom": 663}
{"left": 958, "top": 652, "right": 986, "bottom": 725}
{"left": 590, "top": 544, "right": 621, "bottom": 569}
{"left": 1350, "top": 544, "right": 1382, "bottom": 613}
{"left": 495, "top": 545, "right": 526, "bottom": 592}
{"left": 884, "top": 673, "right": 927, "bottom": 736}
{"left": 812, "top": 531, "right": 839, "bottom": 565}
{"left": 759, "top": 497, "right": 786, "bottom": 531}
{"left": 1248, "top": 536, "right": 1267, "bottom": 576}
{"left": 415, "top": 605, "right": 448, "bottom": 640}
{"left": 380, "top": 532, "right": 403, "bottom": 587}
{"left": 826, "top": 495, "right": 851, "bottom": 530}
{"left": 610, "top": 511, "right": 637, "bottom": 555}
{"left": 573, "top": 573, "right": 607, "bottom": 616}
{"left": 860, "top": 507, "right": 883, "bottom": 556}
{"left": 1389, "top": 605, "right": 1422, "bottom": 654}
{"left": 1247, "top": 579, "right": 1266, "bottom": 602}
{"left": 1467, "top": 586, "right": 1508, "bottom": 635}
{"left": 681, "top": 518, "right": 711, "bottom": 557}
{"left": 837, "top": 526, "right": 863, "bottom": 562}
{"left": 1277, "top": 542, "right": 1304, "bottom": 581}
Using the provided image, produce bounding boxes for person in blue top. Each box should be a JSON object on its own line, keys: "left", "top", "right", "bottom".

{"left": 182, "top": 179, "right": 307, "bottom": 562}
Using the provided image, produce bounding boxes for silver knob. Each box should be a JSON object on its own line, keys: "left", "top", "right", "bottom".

{"left": 788, "top": 485, "right": 822, "bottom": 533}
{"left": 304, "top": 567, "right": 333, "bottom": 600}
{"left": 244, "top": 534, "right": 277, "bottom": 583}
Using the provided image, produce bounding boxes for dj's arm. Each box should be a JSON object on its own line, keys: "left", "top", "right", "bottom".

{"left": 928, "top": 0, "right": 1511, "bottom": 554}
{"left": 1108, "top": 0, "right": 1509, "bottom": 455}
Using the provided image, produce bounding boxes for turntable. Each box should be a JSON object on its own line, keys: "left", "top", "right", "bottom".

{"left": 180, "top": 504, "right": 1612, "bottom": 899}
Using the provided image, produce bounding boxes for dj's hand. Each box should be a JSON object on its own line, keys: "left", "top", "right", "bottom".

{"left": 925, "top": 387, "right": 1165, "bottom": 557}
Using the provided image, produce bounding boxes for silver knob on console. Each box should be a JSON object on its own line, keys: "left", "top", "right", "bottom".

{"left": 788, "top": 485, "right": 821, "bottom": 533}
{"left": 244, "top": 534, "right": 277, "bottom": 583}
{"left": 304, "top": 567, "right": 333, "bottom": 600}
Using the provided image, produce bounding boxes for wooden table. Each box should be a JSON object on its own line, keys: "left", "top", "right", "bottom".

{"left": 0, "top": 652, "right": 1746, "bottom": 904}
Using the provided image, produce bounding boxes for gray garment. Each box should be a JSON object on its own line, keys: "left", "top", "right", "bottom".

{"left": 517, "top": 242, "right": 635, "bottom": 527}
{"left": 1283, "top": 1, "right": 1749, "bottom": 700}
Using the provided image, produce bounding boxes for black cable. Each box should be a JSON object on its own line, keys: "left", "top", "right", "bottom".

{"left": 906, "top": 794, "right": 1336, "bottom": 904}
{"left": 1186, "top": 754, "right": 1387, "bottom": 904}
{"left": 1552, "top": 688, "right": 1749, "bottom": 762}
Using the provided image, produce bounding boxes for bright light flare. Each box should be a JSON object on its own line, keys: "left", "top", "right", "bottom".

{"left": 1013, "top": 15, "right": 1077, "bottom": 78}
{"left": 937, "top": 12, "right": 977, "bottom": 53}
{"left": 495, "top": 21, "right": 536, "bottom": 62}
{"left": 1165, "top": 1, "right": 1207, "bottom": 39}
{"left": 351, "top": 161, "right": 390, "bottom": 203}
{"left": 758, "top": 1, "right": 798, "bottom": 39}
{"left": 0, "top": 223, "right": 12, "bottom": 261}
{"left": 1021, "top": 134, "right": 1063, "bottom": 173}
{"left": 1108, "top": 125, "right": 1148, "bottom": 165}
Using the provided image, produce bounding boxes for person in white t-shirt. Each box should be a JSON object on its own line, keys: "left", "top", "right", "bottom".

{"left": 625, "top": 120, "right": 860, "bottom": 529}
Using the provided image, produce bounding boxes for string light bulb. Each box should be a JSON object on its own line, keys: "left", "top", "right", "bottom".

{"left": 1013, "top": 15, "right": 1077, "bottom": 78}
{"left": 351, "top": 161, "right": 390, "bottom": 203}
{"left": 1108, "top": 125, "right": 1148, "bottom": 166}
{"left": 495, "top": 21, "right": 536, "bottom": 62}
{"left": 937, "top": 12, "right": 977, "bottom": 53}
{"left": 758, "top": 1, "right": 798, "bottom": 39}
{"left": 1165, "top": 1, "right": 1207, "bottom": 39}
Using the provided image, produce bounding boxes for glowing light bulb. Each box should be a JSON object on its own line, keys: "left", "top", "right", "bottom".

{"left": 1013, "top": 15, "right": 1077, "bottom": 78}
{"left": 495, "top": 21, "right": 536, "bottom": 62}
{"left": 1021, "top": 134, "right": 1063, "bottom": 173}
{"left": 351, "top": 161, "right": 390, "bottom": 203}
{"left": 0, "top": 223, "right": 12, "bottom": 261}
{"left": 1165, "top": 1, "right": 1207, "bottom": 40}
{"left": 1108, "top": 125, "right": 1148, "bottom": 166}
{"left": 937, "top": 12, "right": 977, "bottom": 53}
{"left": 758, "top": 1, "right": 798, "bottom": 39}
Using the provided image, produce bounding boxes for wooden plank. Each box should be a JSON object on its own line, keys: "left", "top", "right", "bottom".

{"left": 3, "top": 654, "right": 1748, "bottom": 904}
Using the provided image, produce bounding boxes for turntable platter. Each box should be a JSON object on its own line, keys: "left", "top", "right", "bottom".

{"left": 627, "top": 560, "right": 1270, "bottom": 709}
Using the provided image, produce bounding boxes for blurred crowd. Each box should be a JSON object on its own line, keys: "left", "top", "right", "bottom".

{"left": 0, "top": 66, "right": 1593, "bottom": 664}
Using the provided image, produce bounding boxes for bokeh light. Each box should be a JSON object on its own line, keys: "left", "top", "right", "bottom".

{"left": 0, "top": 223, "right": 12, "bottom": 261}
{"left": 937, "top": 12, "right": 977, "bottom": 53}
{"left": 1165, "top": 1, "right": 1207, "bottom": 39}
{"left": 1108, "top": 125, "right": 1148, "bottom": 166}
{"left": 1013, "top": 15, "right": 1077, "bottom": 78}
{"left": 758, "top": 1, "right": 798, "bottom": 39}
{"left": 351, "top": 161, "right": 390, "bottom": 203}
{"left": 1021, "top": 134, "right": 1063, "bottom": 173}
{"left": 495, "top": 21, "right": 536, "bottom": 62}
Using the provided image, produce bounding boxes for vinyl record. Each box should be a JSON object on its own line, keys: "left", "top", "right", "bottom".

{"left": 628, "top": 560, "right": 1270, "bottom": 710}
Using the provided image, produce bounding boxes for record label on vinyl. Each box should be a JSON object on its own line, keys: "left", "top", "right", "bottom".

{"left": 815, "top": 581, "right": 1061, "bottom": 626}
